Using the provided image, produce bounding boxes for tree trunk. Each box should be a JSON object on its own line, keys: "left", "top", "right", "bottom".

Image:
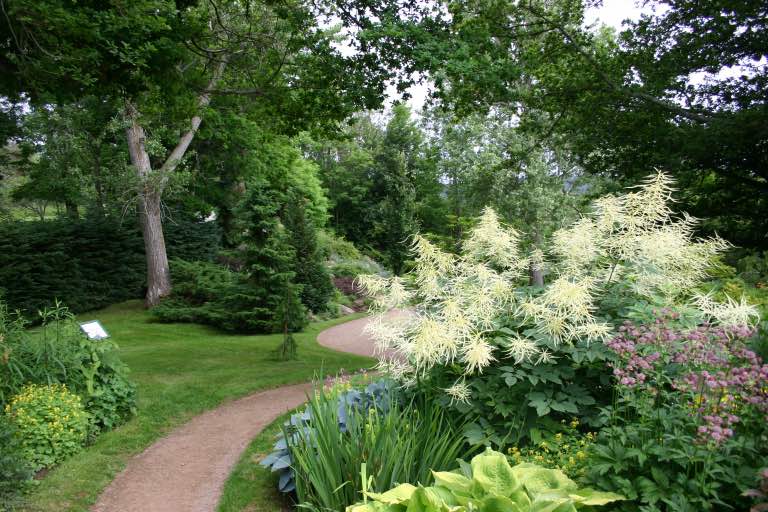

{"left": 529, "top": 262, "right": 544, "bottom": 287}
{"left": 92, "top": 150, "right": 105, "bottom": 215}
{"left": 138, "top": 189, "right": 171, "bottom": 306}
{"left": 123, "top": 59, "right": 226, "bottom": 306}
{"left": 528, "top": 230, "right": 544, "bottom": 287}
{"left": 65, "top": 200, "right": 80, "bottom": 219}
{"left": 126, "top": 104, "right": 171, "bottom": 307}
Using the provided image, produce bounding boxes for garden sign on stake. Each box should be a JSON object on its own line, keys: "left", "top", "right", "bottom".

{"left": 79, "top": 320, "right": 110, "bottom": 341}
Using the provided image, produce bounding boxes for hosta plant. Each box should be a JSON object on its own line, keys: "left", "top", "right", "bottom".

{"left": 347, "top": 448, "right": 623, "bottom": 512}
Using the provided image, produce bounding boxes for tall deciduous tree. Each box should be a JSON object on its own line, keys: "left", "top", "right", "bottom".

{"left": 1, "top": 0, "right": 387, "bottom": 304}
{"left": 339, "top": 0, "right": 768, "bottom": 248}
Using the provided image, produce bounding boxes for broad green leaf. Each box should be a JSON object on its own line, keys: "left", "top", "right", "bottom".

{"left": 433, "top": 471, "right": 473, "bottom": 495}
{"left": 423, "top": 485, "right": 458, "bottom": 506}
{"left": 529, "top": 495, "right": 577, "bottom": 512}
{"left": 510, "top": 464, "right": 577, "bottom": 498}
{"left": 347, "top": 502, "right": 402, "bottom": 512}
{"left": 404, "top": 486, "right": 455, "bottom": 512}
{"left": 368, "top": 483, "right": 418, "bottom": 505}
{"left": 471, "top": 448, "right": 521, "bottom": 496}
{"left": 569, "top": 488, "right": 625, "bottom": 506}
{"left": 479, "top": 495, "right": 525, "bottom": 512}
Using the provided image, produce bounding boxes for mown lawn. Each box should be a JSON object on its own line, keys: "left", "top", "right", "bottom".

{"left": 217, "top": 411, "right": 294, "bottom": 512}
{"left": 23, "top": 301, "right": 372, "bottom": 512}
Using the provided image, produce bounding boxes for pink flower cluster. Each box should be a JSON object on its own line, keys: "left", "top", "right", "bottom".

{"left": 606, "top": 310, "right": 768, "bottom": 445}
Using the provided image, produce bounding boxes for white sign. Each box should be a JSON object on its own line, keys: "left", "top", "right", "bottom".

{"left": 79, "top": 320, "right": 109, "bottom": 340}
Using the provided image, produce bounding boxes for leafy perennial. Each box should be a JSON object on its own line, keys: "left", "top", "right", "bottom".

{"left": 347, "top": 448, "right": 623, "bottom": 512}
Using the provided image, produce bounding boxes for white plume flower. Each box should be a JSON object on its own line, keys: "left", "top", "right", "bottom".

{"left": 504, "top": 335, "right": 540, "bottom": 363}
{"left": 693, "top": 293, "right": 760, "bottom": 328}
{"left": 445, "top": 380, "right": 472, "bottom": 404}
{"left": 464, "top": 207, "right": 524, "bottom": 273}
{"left": 461, "top": 334, "right": 496, "bottom": 375}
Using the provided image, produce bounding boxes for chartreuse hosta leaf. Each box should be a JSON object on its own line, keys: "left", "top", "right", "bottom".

{"left": 346, "top": 449, "right": 624, "bottom": 512}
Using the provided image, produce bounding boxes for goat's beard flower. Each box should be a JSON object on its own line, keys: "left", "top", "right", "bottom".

{"left": 357, "top": 171, "right": 759, "bottom": 393}
{"left": 461, "top": 334, "right": 496, "bottom": 375}
{"left": 445, "top": 380, "right": 472, "bottom": 404}
{"left": 504, "top": 335, "right": 540, "bottom": 364}
{"left": 693, "top": 292, "right": 760, "bottom": 329}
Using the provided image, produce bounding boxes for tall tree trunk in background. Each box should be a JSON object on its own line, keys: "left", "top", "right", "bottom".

{"left": 65, "top": 200, "right": 80, "bottom": 219}
{"left": 124, "top": 58, "right": 226, "bottom": 306}
{"left": 529, "top": 261, "right": 544, "bottom": 287}
{"left": 126, "top": 104, "right": 171, "bottom": 306}
{"left": 529, "top": 229, "right": 544, "bottom": 287}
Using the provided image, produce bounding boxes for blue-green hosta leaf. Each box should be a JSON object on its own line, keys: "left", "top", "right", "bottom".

{"left": 510, "top": 464, "right": 577, "bottom": 498}
{"left": 471, "top": 448, "right": 521, "bottom": 497}
{"left": 568, "top": 488, "right": 625, "bottom": 506}
{"left": 432, "top": 471, "right": 473, "bottom": 495}
{"left": 367, "top": 483, "right": 418, "bottom": 505}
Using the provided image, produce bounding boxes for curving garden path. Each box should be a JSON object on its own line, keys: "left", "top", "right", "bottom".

{"left": 92, "top": 314, "right": 379, "bottom": 512}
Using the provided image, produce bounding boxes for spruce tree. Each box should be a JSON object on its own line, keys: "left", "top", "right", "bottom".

{"left": 229, "top": 177, "right": 307, "bottom": 333}
{"left": 283, "top": 196, "right": 334, "bottom": 313}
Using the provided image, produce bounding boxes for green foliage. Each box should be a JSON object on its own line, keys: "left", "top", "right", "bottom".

{"left": 586, "top": 316, "right": 768, "bottom": 510}
{"left": 508, "top": 420, "right": 597, "bottom": 480}
{"left": 4, "top": 384, "right": 89, "bottom": 471}
{"left": 0, "top": 216, "right": 220, "bottom": 317}
{"left": 422, "top": 338, "right": 612, "bottom": 450}
{"left": 287, "top": 386, "right": 466, "bottom": 511}
{"left": 239, "top": 176, "right": 307, "bottom": 332}
{"left": 0, "top": 414, "right": 34, "bottom": 511}
{"left": 351, "top": 0, "right": 768, "bottom": 248}
{"left": 303, "top": 107, "right": 439, "bottom": 274}
{"left": 284, "top": 198, "right": 334, "bottom": 313}
{"left": 0, "top": 301, "right": 136, "bottom": 433}
{"left": 151, "top": 259, "right": 307, "bottom": 334}
{"left": 368, "top": 105, "right": 421, "bottom": 274}
{"left": 347, "top": 448, "right": 623, "bottom": 512}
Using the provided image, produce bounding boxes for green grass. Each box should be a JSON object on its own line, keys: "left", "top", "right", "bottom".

{"left": 217, "top": 412, "right": 295, "bottom": 512}
{"left": 23, "top": 301, "right": 372, "bottom": 512}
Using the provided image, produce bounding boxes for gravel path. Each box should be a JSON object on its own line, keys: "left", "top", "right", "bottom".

{"left": 91, "top": 314, "right": 384, "bottom": 512}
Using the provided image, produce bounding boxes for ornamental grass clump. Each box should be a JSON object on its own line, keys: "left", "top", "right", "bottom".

{"left": 284, "top": 385, "right": 465, "bottom": 511}
{"left": 5, "top": 383, "right": 89, "bottom": 470}
{"left": 357, "top": 172, "right": 749, "bottom": 398}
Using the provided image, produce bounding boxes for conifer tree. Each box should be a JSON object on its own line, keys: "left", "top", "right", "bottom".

{"left": 230, "top": 177, "right": 307, "bottom": 333}
{"left": 283, "top": 196, "right": 334, "bottom": 313}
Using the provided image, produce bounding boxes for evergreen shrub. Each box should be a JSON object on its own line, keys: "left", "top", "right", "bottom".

{"left": 0, "top": 215, "right": 221, "bottom": 317}
{"left": 152, "top": 259, "right": 308, "bottom": 334}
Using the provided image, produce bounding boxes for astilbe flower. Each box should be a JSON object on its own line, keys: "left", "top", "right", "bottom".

{"left": 607, "top": 311, "right": 767, "bottom": 445}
